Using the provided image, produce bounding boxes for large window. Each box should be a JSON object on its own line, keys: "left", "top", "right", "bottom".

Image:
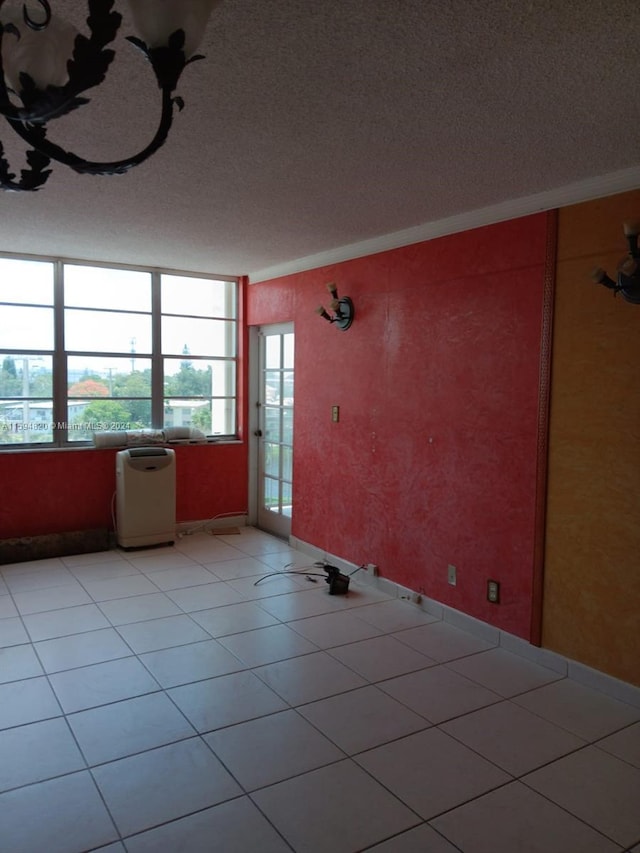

{"left": 0, "top": 257, "right": 238, "bottom": 447}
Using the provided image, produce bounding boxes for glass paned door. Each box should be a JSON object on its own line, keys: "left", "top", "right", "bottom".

{"left": 257, "top": 325, "right": 294, "bottom": 538}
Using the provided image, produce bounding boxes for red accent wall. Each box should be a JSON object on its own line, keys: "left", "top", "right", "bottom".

{"left": 0, "top": 443, "right": 248, "bottom": 539}
{"left": 248, "top": 215, "right": 549, "bottom": 640}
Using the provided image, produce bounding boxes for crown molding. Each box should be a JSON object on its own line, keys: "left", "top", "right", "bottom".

{"left": 248, "top": 165, "right": 640, "bottom": 283}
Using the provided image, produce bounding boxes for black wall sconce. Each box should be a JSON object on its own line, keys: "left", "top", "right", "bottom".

{"left": 591, "top": 221, "right": 640, "bottom": 304}
{"left": 315, "top": 282, "right": 354, "bottom": 330}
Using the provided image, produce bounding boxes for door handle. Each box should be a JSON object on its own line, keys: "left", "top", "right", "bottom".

{"left": 254, "top": 429, "right": 263, "bottom": 437}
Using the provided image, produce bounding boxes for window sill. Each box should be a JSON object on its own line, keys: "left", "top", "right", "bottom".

{"left": 0, "top": 438, "right": 244, "bottom": 454}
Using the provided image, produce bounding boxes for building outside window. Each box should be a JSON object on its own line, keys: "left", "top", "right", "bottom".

{"left": 0, "top": 257, "right": 238, "bottom": 447}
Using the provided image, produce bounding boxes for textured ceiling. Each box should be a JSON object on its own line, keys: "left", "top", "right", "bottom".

{"left": 0, "top": 0, "right": 639, "bottom": 280}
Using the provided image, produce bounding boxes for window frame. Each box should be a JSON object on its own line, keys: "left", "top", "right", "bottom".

{"left": 0, "top": 253, "right": 240, "bottom": 450}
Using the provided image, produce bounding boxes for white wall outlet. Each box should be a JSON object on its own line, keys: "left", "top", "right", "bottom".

{"left": 448, "top": 564, "right": 457, "bottom": 586}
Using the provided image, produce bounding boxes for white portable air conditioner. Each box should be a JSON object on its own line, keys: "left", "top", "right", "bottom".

{"left": 115, "top": 447, "right": 176, "bottom": 548}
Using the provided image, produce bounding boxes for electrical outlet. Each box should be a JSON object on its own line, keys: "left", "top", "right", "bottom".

{"left": 447, "top": 564, "right": 457, "bottom": 586}
{"left": 332, "top": 405, "right": 340, "bottom": 422}
{"left": 366, "top": 563, "right": 379, "bottom": 576}
{"left": 487, "top": 579, "right": 500, "bottom": 603}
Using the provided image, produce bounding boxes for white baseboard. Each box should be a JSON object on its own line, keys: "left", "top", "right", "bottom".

{"left": 290, "top": 535, "right": 640, "bottom": 709}
{"left": 176, "top": 515, "right": 248, "bottom": 536}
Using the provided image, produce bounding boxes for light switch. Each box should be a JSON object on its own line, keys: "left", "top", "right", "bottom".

{"left": 332, "top": 405, "right": 340, "bottom": 422}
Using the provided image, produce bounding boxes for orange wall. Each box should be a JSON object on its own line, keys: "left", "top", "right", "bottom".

{"left": 543, "top": 189, "right": 640, "bottom": 686}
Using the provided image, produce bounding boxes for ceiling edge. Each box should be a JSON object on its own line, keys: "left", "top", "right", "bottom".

{"left": 248, "top": 165, "right": 640, "bottom": 283}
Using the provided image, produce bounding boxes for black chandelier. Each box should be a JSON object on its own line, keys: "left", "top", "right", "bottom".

{"left": 0, "top": 0, "right": 218, "bottom": 191}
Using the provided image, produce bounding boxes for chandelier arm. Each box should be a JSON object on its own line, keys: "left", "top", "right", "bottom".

{"left": 7, "top": 85, "right": 178, "bottom": 176}
{"left": 0, "top": 2, "right": 122, "bottom": 124}
{"left": 23, "top": 1, "right": 52, "bottom": 31}
{"left": 0, "top": 134, "right": 51, "bottom": 190}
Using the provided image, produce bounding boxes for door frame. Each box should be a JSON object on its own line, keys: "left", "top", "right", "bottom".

{"left": 247, "top": 323, "right": 294, "bottom": 538}
{"left": 247, "top": 326, "right": 260, "bottom": 527}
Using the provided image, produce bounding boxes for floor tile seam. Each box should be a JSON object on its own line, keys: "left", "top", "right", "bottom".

{"left": 86, "top": 762, "right": 134, "bottom": 845}
{"left": 193, "top": 730, "right": 266, "bottom": 799}
{"left": 433, "top": 691, "right": 578, "bottom": 731}
{"left": 118, "top": 793, "right": 288, "bottom": 851}
{"left": 421, "top": 778, "right": 621, "bottom": 845}
{"left": 64, "top": 549, "right": 139, "bottom": 570}
{"left": 372, "top": 657, "right": 502, "bottom": 693}
{"left": 591, "top": 731, "right": 640, "bottom": 771}
{"left": 351, "top": 749, "right": 473, "bottom": 823}
{"left": 439, "top": 659, "right": 566, "bottom": 700}
{"left": 248, "top": 655, "right": 359, "bottom": 705}
{"left": 14, "top": 643, "right": 138, "bottom": 679}
{"left": 43, "top": 647, "right": 165, "bottom": 715}
{"left": 28, "top": 614, "right": 173, "bottom": 674}
{"left": 212, "top": 619, "right": 323, "bottom": 646}
{"left": 107, "top": 607, "right": 244, "bottom": 655}
{"left": 96, "top": 603, "right": 186, "bottom": 629}
{"left": 134, "top": 566, "right": 222, "bottom": 584}
{"left": 402, "top": 772, "right": 517, "bottom": 824}
{"left": 516, "top": 775, "right": 634, "bottom": 848}
{"left": 285, "top": 704, "right": 354, "bottom": 760}
{"left": 0, "top": 586, "right": 96, "bottom": 629}
{"left": 0, "top": 711, "right": 92, "bottom": 796}
{"left": 8, "top": 600, "right": 124, "bottom": 643}
{"left": 355, "top": 716, "right": 520, "bottom": 781}
{"left": 204, "top": 743, "right": 349, "bottom": 797}
{"left": 265, "top": 622, "right": 385, "bottom": 652}
{"left": 197, "top": 550, "right": 281, "bottom": 567}
{"left": 3, "top": 575, "right": 83, "bottom": 595}
{"left": 438, "top": 658, "right": 553, "bottom": 698}
{"left": 240, "top": 795, "right": 299, "bottom": 853}
{"left": 0, "top": 583, "right": 40, "bottom": 624}
{"left": 69, "top": 568, "right": 145, "bottom": 584}
{"left": 389, "top": 631, "right": 500, "bottom": 664}
{"left": 55, "top": 681, "right": 169, "bottom": 723}
{"left": 175, "top": 702, "right": 295, "bottom": 738}
{"left": 72, "top": 570, "right": 168, "bottom": 600}
{"left": 66, "top": 552, "right": 140, "bottom": 566}
{"left": 278, "top": 680, "right": 397, "bottom": 716}
{"left": 565, "top": 739, "right": 640, "bottom": 775}
{"left": 189, "top": 612, "right": 290, "bottom": 639}
{"left": 296, "top": 701, "right": 434, "bottom": 761}
{"left": 3, "top": 565, "right": 121, "bottom": 586}
{"left": 371, "top": 679, "right": 508, "bottom": 728}
{"left": 272, "top": 601, "right": 382, "bottom": 625}
{"left": 222, "top": 578, "right": 307, "bottom": 600}
{"left": 136, "top": 649, "right": 257, "bottom": 689}
{"left": 0, "top": 710, "right": 68, "bottom": 738}
{"left": 31, "top": 622, "right": 133, "bottom": 646}
{"left": 358, "top": 823, "right": 463, "bottom": 853}
{"left": 217, "top": 640, "right": 326, "bottom": 670}
{"left": 435, "top": 715, "right": 594, "bottom": 776}
{"left": 157, "top": 587, "right": 250, "bottom": 613}
{"left": 510, "top": 686, "right": 640, "bottom": 743}
{"left": 0, "top": 558, "right": 67, "bottom": 579}
{"left": 67, "top": 724, "right": 207, "bottom": 777}
{"left": 243, "top": 755, "right": 405, "bottom": 807}
{"left": 321, "top": 647, "right": 439, "bottom": 684}
{"left": 0, "top": 763, "right": 124, "bottom": 844}
{"left": 246, "top": 644, "right": 368, "bottom": 678}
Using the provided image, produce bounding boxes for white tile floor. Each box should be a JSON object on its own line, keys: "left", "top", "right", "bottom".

{"left": 0, "top": 527, "right": 639, "bottom": 852}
